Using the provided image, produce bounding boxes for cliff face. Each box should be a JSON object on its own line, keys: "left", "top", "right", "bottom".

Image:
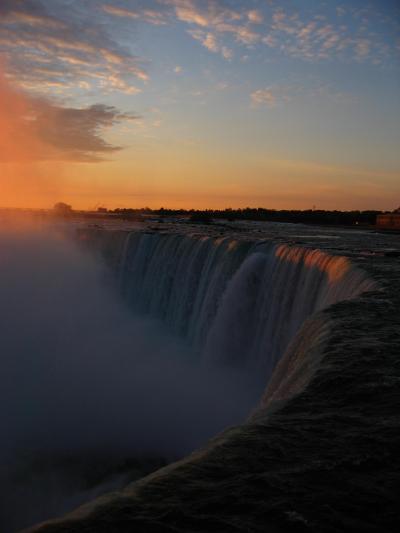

{"left": 26, "top": 225, "right": 400, "bottom": 533}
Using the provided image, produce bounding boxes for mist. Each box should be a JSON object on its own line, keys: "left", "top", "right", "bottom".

{"left": 0, "top": 221, "right": 259, "bottom": 531}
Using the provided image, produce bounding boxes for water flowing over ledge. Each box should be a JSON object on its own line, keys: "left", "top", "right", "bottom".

{"left": 27, "top": 228, "right": 400, "bottom": 533}
{"left": 98, "top": 231, "right": 376, "bottom": 384}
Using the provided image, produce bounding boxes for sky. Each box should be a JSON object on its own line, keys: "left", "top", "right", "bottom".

{"left": 0, "top": 0, "right": 399, "bottom": 210}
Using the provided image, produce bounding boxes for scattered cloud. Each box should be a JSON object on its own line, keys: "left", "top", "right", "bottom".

{"left": 102, "top": 4, "right": 168, "bottom": 25}
{"left": 1, "top": 0, "right": 398, "bottom": 103}
{"left": 247, "top": 10, "right": 263, "bottom": 24}
{"left": 354, "top": 38, "right": 371, "bottom": 60}
{"left": 262, "top": 34, "right": 277, "bottom": 48}
{"left": 221, "top": 46, "right": 233, "bottom": 60}
{"left": 251, "top": 85, "right": 293, "bottom": 108}
{"left": 164, "top": 0, "right": 399, "bottom": 65}
{"left": 169, "top": 0, "right": 209, "bottom": 27}
{"left": 188, "top": 29, "right": 232, "bottom": 59}
{"left": 203, "top": 32, "right": 219, "bottom": 53}
{"left": 0, "top": 72, "right": 138, "bottom": 163}
{"left": 167, "top": 0, "right": 258, "bottom": 57}
{"left": 0, "top": 0, "right": 148, "bottom": 96}
{"left": 32, "top": 103, "right": 136, "bottom": 161}
{"left": 251, "top": 88, "right": 277, "bottom": 107}
{"left": 250, "top": 81, "right": 356, "bottom": 109}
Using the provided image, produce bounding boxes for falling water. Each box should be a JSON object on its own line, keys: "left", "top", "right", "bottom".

{"left": 23, "top": 228, "right": 387, "bottom": 533}
{"left": 108, "top": 231, "right": 376, "bottom": 385}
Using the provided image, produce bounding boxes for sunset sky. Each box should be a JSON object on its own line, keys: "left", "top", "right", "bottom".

{"left": 0, "top": 0, "right": 399, "bottom": 210}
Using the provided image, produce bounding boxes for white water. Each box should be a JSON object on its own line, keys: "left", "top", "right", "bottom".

{"left": 118, "top": 232, "right": 375, "bottom": 383}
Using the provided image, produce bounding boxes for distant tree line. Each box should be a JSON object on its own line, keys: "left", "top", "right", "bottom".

{"left": 48, "top": 202, "right": 400, "bottom": 226}
{"left": 107, "top": 207, "right": 386, "bottom": 226}
{"left": 53, "top": 202, "right": 73, "bottom": 215}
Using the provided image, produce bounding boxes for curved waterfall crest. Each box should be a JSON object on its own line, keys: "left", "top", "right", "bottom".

{"left": 26, "top": 228, "right": 395, "bottom": 533}
{"left": 114, "top": 230, "right": 375, "bottom": 387}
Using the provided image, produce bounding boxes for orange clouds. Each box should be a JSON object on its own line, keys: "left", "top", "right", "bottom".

{"left": 0, "top": 0, "right": 148, "bottom": 96}
{"left": 0, "top": 68, "right": 137, "bottom": 208}
{"left": 0, "top": 69, "right": 136, "bottom": 163}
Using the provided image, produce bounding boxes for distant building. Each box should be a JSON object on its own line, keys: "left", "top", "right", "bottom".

{"left": 376, "top": 214, "right": 400, "bottom": 229}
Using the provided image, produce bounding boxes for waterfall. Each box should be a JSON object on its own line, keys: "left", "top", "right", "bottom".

{"left": 26, "top": 229, "right": 391, "bottom": 533}
{"left": 107, "top": 231, "right": 375, "bottom": 385}
{"left": 204, "top": 243, "right": 374, "bottom": 376}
